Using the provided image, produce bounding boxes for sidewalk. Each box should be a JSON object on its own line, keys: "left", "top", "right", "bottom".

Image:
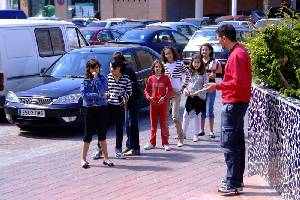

{"left": 0, "top": 90, "right": 282, "bottom": 200}
{"left": 0, "top": 124, "right": 282, "bottom": 200}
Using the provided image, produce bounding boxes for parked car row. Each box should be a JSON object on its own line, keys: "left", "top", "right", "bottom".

{"left": 1, "top": 14, "right": 287, "bottom": 130}
{"left": 5, "top": 45, "right": 159, "bottom": 130}
{"left": 0, "top": 19, "right": 88, "bottom": 109}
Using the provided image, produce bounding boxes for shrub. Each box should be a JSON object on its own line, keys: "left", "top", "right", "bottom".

{"left": 245, "top": 15, "right": 300, "bottom": 99}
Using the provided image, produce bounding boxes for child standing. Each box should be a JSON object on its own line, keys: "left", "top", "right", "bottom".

{"left": 80, "top": 59, "right": 113, "bottom": 168}
{"left": 199, "top": 43, "right": 220, "bottom": 138}
{"left": 182, "top": 55, "right": 208, "bottom": 142}
{"left": 161, "top": 47, "right": 190, "bottom": 147}
{"left": 106, "top": 59, "right": 132, "bottom": 158}
{"left": 144, "top": 59, "right": 173, "bottom": 151}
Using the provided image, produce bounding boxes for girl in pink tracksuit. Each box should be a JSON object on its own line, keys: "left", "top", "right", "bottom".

{"left": 144, "top": 59, "right": 173, "bottom": 151}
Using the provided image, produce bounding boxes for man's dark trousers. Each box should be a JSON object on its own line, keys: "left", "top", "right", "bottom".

{"left": 221, "top": 102, "right": 248, "bottom": 188}
{"left": 125, "top": 99, "right": 140, "bottom": 151}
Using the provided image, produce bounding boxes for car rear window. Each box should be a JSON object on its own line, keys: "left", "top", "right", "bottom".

{"left": 87, "top": 22, "right": 107, "bottom": 27}
{"left": 81, "top": 30, "right": 96, "bottom": 40}
{"left": 45, "top": 52, "right": 113, "bottom": 78}
{"left": 192, "top": 30, "right": 217, "bottom": 41}
{"left": 120, "top": 30, "right": 152, "bottom": 41}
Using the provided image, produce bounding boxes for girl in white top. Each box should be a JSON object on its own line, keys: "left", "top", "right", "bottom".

{"left": 161, "top": 47, "right": 191, "bottom": 147}
{"left": 182, "top": 55, "right": 208, "bottom": 142}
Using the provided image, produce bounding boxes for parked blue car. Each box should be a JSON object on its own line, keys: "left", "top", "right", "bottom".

{"left": 4, "top": 44, "right": 160, "bottom": 130}
{"left": 0, "top": 10, "right": 27, "bottom": 19}
{"left": 112, "top": 28, "right": 189, "bottom": 56}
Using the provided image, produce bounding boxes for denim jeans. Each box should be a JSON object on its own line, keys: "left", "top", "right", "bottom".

{"left": 201, "top": 91, "right": 216, "bottom": 118}
{"left": 125, "top": 99, "right": 140, "bottom": 151}
{"left": 221, "top": 102, "right": 248, "bottom": 188}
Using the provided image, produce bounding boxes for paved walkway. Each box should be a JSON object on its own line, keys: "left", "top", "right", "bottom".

{"left": 0, "top": 90, "right": 282, "bottom": 200}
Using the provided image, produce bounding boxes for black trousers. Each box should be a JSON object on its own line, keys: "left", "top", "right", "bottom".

{"left": 108, "top": 104, "right": 125, "bottom": 150}
{"left": 82, "top": 106, "right": 107, "bottom": 143}
{"left": 125, "top": 99, "right": 141, "bottom": 151}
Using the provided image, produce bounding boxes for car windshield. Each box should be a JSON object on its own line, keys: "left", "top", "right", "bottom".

{"left": 255, "top": 19, "right": 282, "bottom": 28}
{"left": 44, "top": 52, "right": 112, "bottom": 78}
{"left": 120, "top": 30, "right": 152, "bottom": 41}
{"left": 81, "top": 30, "right": 96, "bottom": 40}
{"left": 192, "top": 30, "right": 217, "bottom": 41}
{"left": 87, "top": 21, "right": 107, "bottom": 27}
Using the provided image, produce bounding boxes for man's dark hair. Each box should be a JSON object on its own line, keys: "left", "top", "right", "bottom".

{"left": 216, "top": 24, "right": 237, "bottom": 42}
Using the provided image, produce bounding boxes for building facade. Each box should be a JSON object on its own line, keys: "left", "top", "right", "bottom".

{"left": 100, "top": 0, "right": 298, "bottom": 21}
{"left": 5, "top": 0, "right": 300, "bottom": 20}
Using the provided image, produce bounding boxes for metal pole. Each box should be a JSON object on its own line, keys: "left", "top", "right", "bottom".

{"left": 195, "top": 0, "right": 203, "bottom": 18}
{"left": 231, "top": 0, "right": 237, "bottom": 16}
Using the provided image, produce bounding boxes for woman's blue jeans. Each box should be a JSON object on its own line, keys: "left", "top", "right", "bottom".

{"left": 202, "top": 91, "right": 216, "bottom": 118}
{"left": 221, "top": 102, "right": 248, "bottom": 188}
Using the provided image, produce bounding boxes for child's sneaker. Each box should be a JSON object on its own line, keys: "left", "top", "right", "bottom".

{"left": 115, "top": 152, "right": 126, "bottom": 159}
{"left": 209, "top": 132, "right": 216, "bottom": 138}
{"left": 92, "top": 149, "right": 102, "bottom": 160}
{"left": 164, "top": 145, "right": 171, "bottom": 151}
{"left": 144, "top": 143, "right": 155, "bottom": 150}
{"left": 177, "top": 141, "right": 183, "bottom": 147}
{"left": 198, "top": 131, "right": 205, "bottom": 136}
{"left": 193, "top": 135, "right": 199, "bottom": 142}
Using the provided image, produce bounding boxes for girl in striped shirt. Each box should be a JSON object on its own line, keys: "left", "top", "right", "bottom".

{"left": 106, "top": 60, "right": 132, "bottom": 159}
{"left": 161, "top": 47, "right": 191, "bottom": 147}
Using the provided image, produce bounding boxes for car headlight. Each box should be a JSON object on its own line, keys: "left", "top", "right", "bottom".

{"left": 51, "top": 94, "right": 81, "bottom": 104}
{"left": 6, "top": 91, "right": 19, "bottom": 103}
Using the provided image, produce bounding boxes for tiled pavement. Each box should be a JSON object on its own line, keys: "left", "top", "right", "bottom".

{"left": 0, "top": 90, "right": 282, "bottom": 200}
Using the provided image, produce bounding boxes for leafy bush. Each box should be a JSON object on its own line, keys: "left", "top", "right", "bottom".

{"left": 245, "top": 15, "right": 300, "bottom": 99}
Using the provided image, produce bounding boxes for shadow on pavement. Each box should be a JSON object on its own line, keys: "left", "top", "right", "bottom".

{"left": 127, "top": 151, "right": 194, "bottom": 162}
{"left": 92, "top": 163, "right": 171, "bottom": 171}
{"left": 242, "top": 191, "right": 281, "bottom": 197}
{"left": 18, "top": 127, "right": 83, "bottom": 140}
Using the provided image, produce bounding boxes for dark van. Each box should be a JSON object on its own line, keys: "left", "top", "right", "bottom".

{"left": 0, "top": 10, "right": 27, "bottom": 19}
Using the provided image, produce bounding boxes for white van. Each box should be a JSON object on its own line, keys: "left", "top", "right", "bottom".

{"left": 0, "top": 19, "right": 89, "bottom": 108}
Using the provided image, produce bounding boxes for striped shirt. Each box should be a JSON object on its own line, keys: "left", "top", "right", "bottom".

{"left": 164, "top": 60, "right": 191, "bottom": 91}
{"left": 107, "top": 73, "right": 132, "bottom": 106}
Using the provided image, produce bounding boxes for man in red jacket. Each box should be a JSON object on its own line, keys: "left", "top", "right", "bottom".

{"left": 204, "top": 24, "right": 252, "bottom": 194}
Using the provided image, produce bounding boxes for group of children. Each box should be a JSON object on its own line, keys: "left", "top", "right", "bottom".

{"left": 80, "top": 44, "right": 219, "bottom": 168}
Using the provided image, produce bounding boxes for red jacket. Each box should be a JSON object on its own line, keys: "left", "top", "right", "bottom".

{"left": 144, "top": 74, "right": 173, "bottom": 103}
{"left": 216, "top": 43, "right": 252, "bottom": 103}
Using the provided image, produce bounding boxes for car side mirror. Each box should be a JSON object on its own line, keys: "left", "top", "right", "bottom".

{"left": 40, "top": 68, "right": 46, "bottom": 76}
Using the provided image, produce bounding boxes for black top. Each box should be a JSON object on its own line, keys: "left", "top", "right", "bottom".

{"left": 123, "top": 64, "right": 142, "bottom": 102}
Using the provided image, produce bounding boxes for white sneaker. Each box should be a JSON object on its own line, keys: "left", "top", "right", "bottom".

{"left": 177, "top": 141, "right": 183, "bottom": 147}
{"left": 164, "top": 145, "right": 171, "bottom": 151}
{"left": 144, "top": 143, "right": 155, "bottom": 150}
{"left": 92, "top": 149, "right": 102, "bottom": 160}
{"left": 193, "top": 135, "right": 199, "bottom": 142}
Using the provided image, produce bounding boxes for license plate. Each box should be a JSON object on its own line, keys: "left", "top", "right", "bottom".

{"left": 18, "top": 109, "right": 45, "bottom": 117}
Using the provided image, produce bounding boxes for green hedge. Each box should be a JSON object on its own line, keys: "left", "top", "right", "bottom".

{"left": 245, "top": 16, "right": 300, "bottom": 99}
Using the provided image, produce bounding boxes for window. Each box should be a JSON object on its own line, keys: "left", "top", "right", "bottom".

{"left": 188, "top": 25, "right": 198, "bottom": 35}
{"left": 110, "top": 30, "right": 122, "bottom": 39}
{"left": 158, "top": 31, "right": 173, "bottom": 43}
{"left": 177, "top": 25, "right": 190, "bottom": 36}
{"left": 171, "top": 31, "right": 188, "bottom": 44}
{"left": 97, "top": 31, "right": 113, "bottom": 42}
{"left": 151, "top": 34, "right": 160, "bottom": 43}
{"left": 35, "top": 28, "right": 65, "bottom": 57}
{"left": 122, "top": 52, "right": 138, "bottom": 72}
{"left": 66, "top": 28, "right": 87, "bottom": 49}
{"left": 136, "top": 50, "right": 154, "bottom": 69}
